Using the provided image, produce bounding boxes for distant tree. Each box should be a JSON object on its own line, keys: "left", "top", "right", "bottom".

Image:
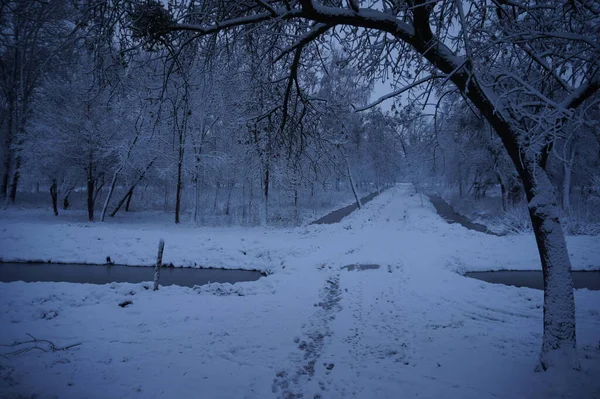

{"left": 25, "top": 55, "right": 128, "bottom": 221}
{"left": 0, "top": 0, "right": 74, "bottom": 202}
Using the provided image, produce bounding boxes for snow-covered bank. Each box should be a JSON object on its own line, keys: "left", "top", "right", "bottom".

{"left": 1, "top": 184, "right": 599, "bottom": 398}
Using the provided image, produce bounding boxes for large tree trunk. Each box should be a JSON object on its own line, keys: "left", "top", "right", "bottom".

{"left": 521, "top": 163, "right": 579, "bottom": 370}
{"left": 448, "top": 70, "right": 580, "bottom": 370}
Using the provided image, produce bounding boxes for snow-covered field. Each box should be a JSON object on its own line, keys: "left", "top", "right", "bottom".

{"left": 1, "top": 184, "right": 599, "bottom": 398}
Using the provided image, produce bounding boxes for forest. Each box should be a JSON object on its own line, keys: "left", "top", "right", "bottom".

{"left": 1, "top": 0, "right": 599, "bottom": 387}
{"left": 1, "top": 1, "right": 599, "bottom": 233}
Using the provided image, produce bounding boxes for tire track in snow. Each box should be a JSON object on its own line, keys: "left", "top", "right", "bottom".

{"left": 272, "top": 274, "right": 342, "bottom": 399}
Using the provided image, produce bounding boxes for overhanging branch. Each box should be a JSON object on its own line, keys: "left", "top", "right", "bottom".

{"left": 353, "top": 75, "right": 446, "bottom": 112}
{"left": 560, "top": 69, "right": 600, "bottom": 110}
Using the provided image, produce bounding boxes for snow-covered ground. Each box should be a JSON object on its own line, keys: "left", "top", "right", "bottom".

{"left": 1, "top": 184, "right": 599, "bottom": 398}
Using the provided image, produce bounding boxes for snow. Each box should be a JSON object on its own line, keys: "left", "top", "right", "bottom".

{"left": 1, "top": 184, "right": 599, "bottom": 398}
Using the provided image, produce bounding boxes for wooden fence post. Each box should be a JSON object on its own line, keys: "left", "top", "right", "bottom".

{"left": 154, "top": 239, "right": 165, "bottom": 291}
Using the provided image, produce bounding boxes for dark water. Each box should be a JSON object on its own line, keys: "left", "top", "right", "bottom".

{"left": 0, "top": 263, "right": 264, "bottom": 287}
{"left": 427, "top": 195, "right": 504, "bottom": 236}
{"left": 311, "top": 191, "right": 380, "bottom": 225}
{"left": 465, "top": 271, "right": 600, "bottom": 290}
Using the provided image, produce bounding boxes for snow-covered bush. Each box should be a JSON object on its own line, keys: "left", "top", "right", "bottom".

{"left": 498, "top": 205, "right": 533, "bottom": 235}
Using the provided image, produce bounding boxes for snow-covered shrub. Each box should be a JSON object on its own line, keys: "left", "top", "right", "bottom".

{"left": 498, "top": 205, "right": 533, "bottom": 235}
{"left": 562, "top": 217, "right": 600, "bottom": 236}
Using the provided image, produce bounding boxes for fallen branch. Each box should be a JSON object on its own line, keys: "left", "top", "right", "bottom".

{"left": 0, "top": 334, "right": 81, "bottom": 357}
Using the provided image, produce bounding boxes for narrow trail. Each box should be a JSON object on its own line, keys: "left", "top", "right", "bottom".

{"left": 272, "top": 274, "right": 343, "bottom": 399}
{"left": 309, "top": 265, "right": 417, "bottom": 399}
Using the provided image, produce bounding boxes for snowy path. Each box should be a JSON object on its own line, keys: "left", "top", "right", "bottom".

{"left": 272, "top": 273, "right": 342, "bottom": 398}
{"left": 1, "top": 184, "right": 600, "bottom": 398}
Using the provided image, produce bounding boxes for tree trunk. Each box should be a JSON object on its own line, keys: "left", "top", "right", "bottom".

{"left": 8, "top": 153, "right": 21, "bottom": 203}
{"left": 125, "top": 188, "right": 134, "bottom": 211}
{"left": 294, "top": 188, "right": 298, "bottom": 207}
{"left": 497, "top": 173, "right": 507, "bottom": 212}
{"left": 1, "top": 166, "right": 9, "bottom": 201}
{"left": 213, "top": 182, "right": 220, "bottom": 213}
{"left": 175, "top": 160, "right": 183, "bottom": 224}
{"left": 111, "top": 158, "right": 155, "bottom": 217}
{"left": 2, "top": 101, "right": 14, "bottom": 201}
{"left": 101, "top": 169, "right": 120, "bottom": 222}
{"left": 241, "top": 181, "right": 246, "bottom": 222}
{"left": 63, "top": 192, "right": 71, "bottom": 210}
{"left": 248, "top": 178, "right": 254, "bottom": 225}
{"left": 86, "top": 167, "right": 94, "bottom": 222}
{"left": 262, "top": 168, "right": 269, "bottom": 226}
{"left": 50, "top": 179, "right": 58, "bottom": 216}
{"left": 191, "top": 177, "right": 199, "bottom": 223}
{"left": 175, "top": 141, "right": 184, "bottom": 224}
{"left": 521, "top": 163, "right": 579, "bottom": 370}
{"left": 342, "top": 147, "right": 362, "bottom": 209}
{"left": 443, "top": 67, "right": 580, "bottom": 370}
{"left": 225, "top": 183, "right": 234, "bottom": 216}
{"left": 111, "top": 186, "right": 134, "bottom": 218}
